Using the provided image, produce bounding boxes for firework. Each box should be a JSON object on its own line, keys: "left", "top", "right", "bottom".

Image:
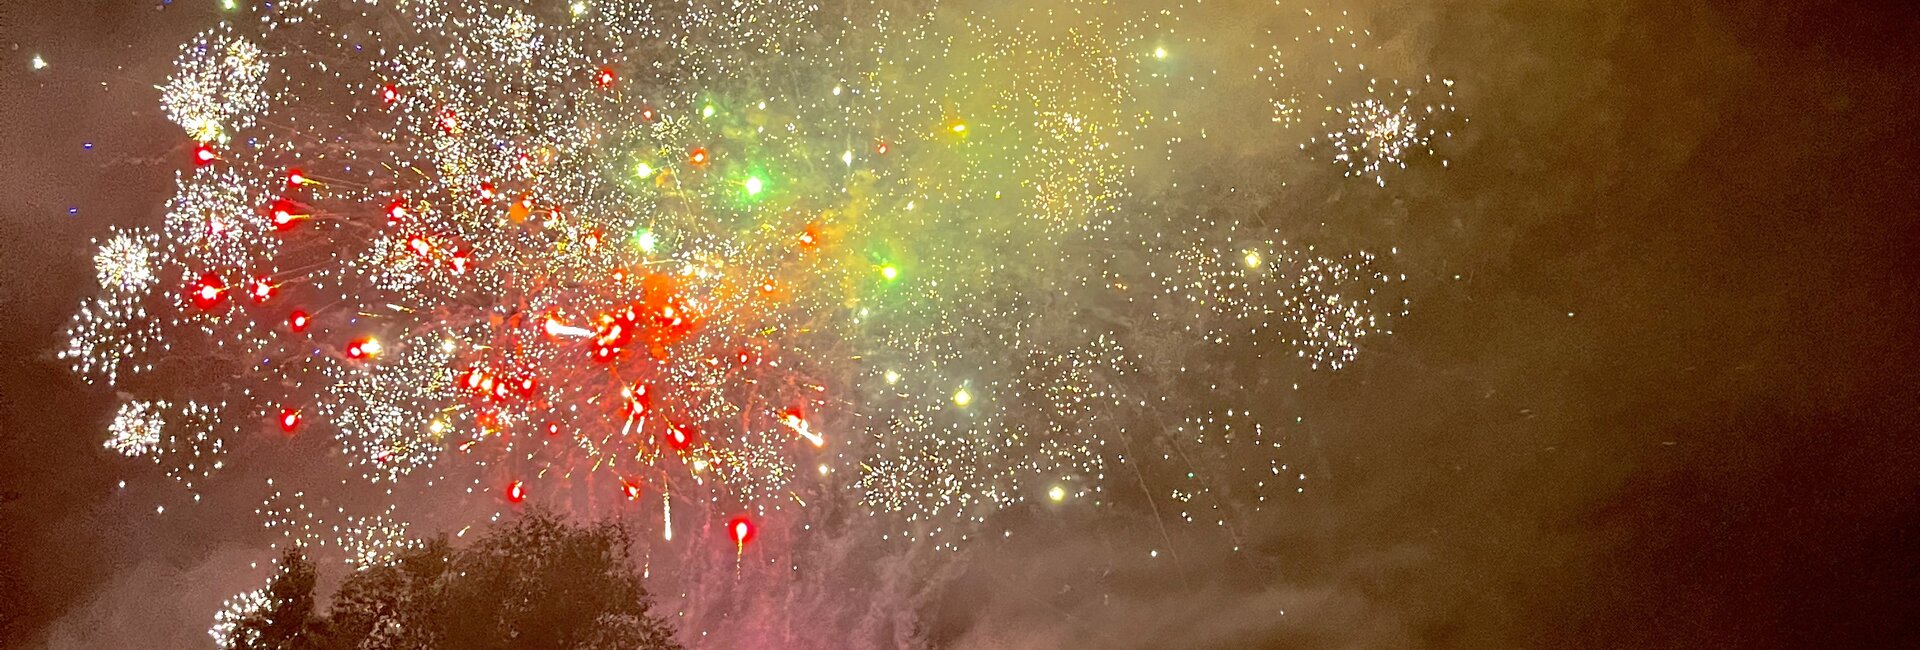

{"left": 1260, "top": 11, "right": 1462, "bottom": 186}
{"left": 71, "top": 0, "right": 1460, "bottom": 576}
{"left": 105, "top": 400, "right": 166, "bottom": 457}
{"left": 209, "top": 586, "right": 268, "bottom": 649}
{"left": 258, "top": 485, "right": 421, "bottom": 569}
{"left": 93, "top": 229, "right": 161, "bottom": 293}
{"left": 162, "top": 27, "right": 270, "bottom": 144}
{"left": 102, "top": 399, "right": 229, "bottom": 493}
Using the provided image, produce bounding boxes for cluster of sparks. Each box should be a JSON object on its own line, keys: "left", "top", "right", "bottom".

{"left": 1262, "top": 11, "right": 1461, "bottom": 186}
{"left": 58, "top": 1, "right": 1464, "bottom": 638}
{"left": 1154, "top": 241, "right": 1405, "bottom": 371}
{"left": 258, "top": 484, "right": 423, "bottom": 570}
{"left": 104, "top": 399, "right": 229, "bottom": 494}
{"left": 210, "top": 587, "right": 270, "bottom": 650}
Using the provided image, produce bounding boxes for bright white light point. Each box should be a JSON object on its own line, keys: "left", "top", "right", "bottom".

{"left": 635, "top": 162, "right": 653, "bottom": 178}
{"left": 1244, "top": 250, "right": 1262, "bottom": 268}
{"left": 439, "top": 339, "right": 455, "bottom": 352}
{"left": 31, "top": 55, "right": 47, "bottom": 70}
{"left": 818, "top": 464, "right": 831, "bottom": 476}
{"left": 744, "top": 176, "right": 763, "bottom": 195}
{"left": 222, "top": 0, "right": 237, "bottom": 9}
{"left": 952, "top": 387, "right": 972, "bottom": 407}
{"left": 1149, "top": 549, "right": 1158, "bottom": 558}
{"left": 842, "top": 150, "right": 853, "bottom": 166}
{"left": 570, "top": 1, "right": 587, "bottom": 16}
{"left": 884, "top": 370, "right": 900, "bottom": 385}
{"left": 1048, "top": 485, "right": 1065, "bottom": 502}
{"left": 637, "top": 230, "right": 657, "bottom": 253}
{"left": 1154, "top": 47, "right": 1167, "bottom": 59}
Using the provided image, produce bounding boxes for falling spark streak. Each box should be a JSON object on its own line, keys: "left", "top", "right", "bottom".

{"left": 779, "top": 411, "right": 824, "bottom": 447}
{"left": 541, "top": 317, "right": 593, "bottom": 338}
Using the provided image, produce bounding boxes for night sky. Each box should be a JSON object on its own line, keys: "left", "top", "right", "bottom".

{"left": 3, "top": 1, "right": 1918, "bottom": 648}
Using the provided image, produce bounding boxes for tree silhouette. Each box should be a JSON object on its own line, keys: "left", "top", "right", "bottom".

{"left": 228, "top": 546, "right": 326, "bottom": 650}
{"left": 223, "top": 512, "right": 680, "bottom": 649}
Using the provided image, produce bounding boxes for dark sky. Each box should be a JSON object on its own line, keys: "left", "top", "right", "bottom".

{"left": 3, "top": 0, "right": 1918, "bottom": 647}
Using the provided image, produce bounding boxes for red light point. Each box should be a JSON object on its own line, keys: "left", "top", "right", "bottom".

{"left": 189, "top": 275, "right": 227, "bottom": 310}
{"left": 269, "top": 199, "right": 306, "bottom": 231}
{"left": 346, "top": 337, "right": 380, "bottom": 359}
{"left": 381, "top": 84, "right": 399, "bottom": 105}
{"left": 666, "top": 422, "right": 693, "bottom": 450}
{"left": 688, "top": 147, "right": 709, "bottom": 166}
{"left": 506, "top": 480, "right": 526, "bottom": 503}
{"left": 386, "top": 200, "right": 409, "bottom": 226}
{"left": 289, "top": 310, "right": 310, "bottom": 331}
{"left": 626, "top": 383, "right": 651, "bottom": 414}
{"left": 729, "top": 517, "right": 754, "bottom": 547}
{"left": 249, "top": 278, "right": 275, "bottom": 302}
{"left": 279, "top": 408, "right": 301, "bottom": 433}
{"left": 286, "top": 169, "right": 307, "bottom": 187}
{"left": 595, "top": 68, "right": 617, "bottom": 88}
{"left": 193, "top": 143, "right": 217, "bottom": 166}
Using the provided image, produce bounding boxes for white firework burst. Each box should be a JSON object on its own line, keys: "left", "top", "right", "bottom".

{"left": 208, "top": 586, "right": 268, "bottom": 650}
{"left": 93, "top": 229, "right": 160, "bottom": 293}
{"left": 103, "top": 399, "right": 230, "bottom": 491}
{"left": 340, "top": 515, "right": 421, "bottom": 570}
{"left": 106, "top": 400, "right": 166, "bottom": 457}
{"left": 1330, "top": 97, "right": 1428, "bottom": 187}
{"left": 162, "top": 29, "right": 270, "bottom": 143}
{"left": 164, "top": 166, "right": 275, "bottom": 271}
{"left": 318, "top": 334, "right": 460, "bottom": 482}
{"left": 60, "top": 296, "right": 160, "bottom": 387}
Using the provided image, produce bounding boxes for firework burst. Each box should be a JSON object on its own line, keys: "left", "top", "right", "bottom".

{"left": 68, "top": 1, "right": 1463, "bottom": 605}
